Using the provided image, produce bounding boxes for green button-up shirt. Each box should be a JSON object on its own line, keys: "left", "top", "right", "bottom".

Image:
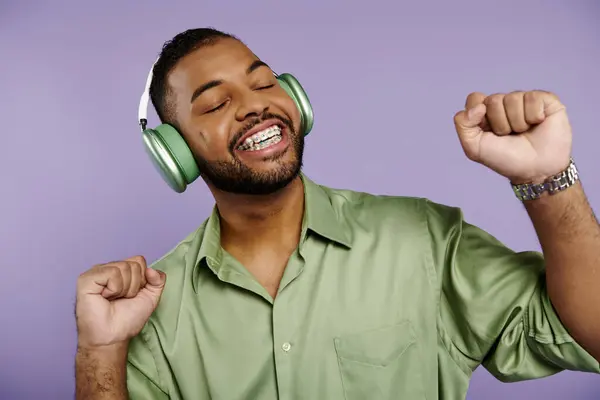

{"left": 127, "top": 174, "right": 599, "bottom": 400}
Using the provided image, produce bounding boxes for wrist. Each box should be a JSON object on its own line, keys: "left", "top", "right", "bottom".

{"left": 511, "top": 158, "right": 579, "bottom": 202}
{"left": 77, "top": 341, "right": 129, "bottom": 361}
{"left": 510, "top": 161, "right": 572, "bottom": 186}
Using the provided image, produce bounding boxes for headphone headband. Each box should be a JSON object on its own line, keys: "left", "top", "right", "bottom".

{"left": 138, "top": 59, "right": 158, "bottom": 132}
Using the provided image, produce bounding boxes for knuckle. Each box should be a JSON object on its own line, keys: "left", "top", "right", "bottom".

{"left": 79, "top": 263, "right": 104, "bottom": 277}
{"left": 101, "top": 260, "right": 125, "bottom": 270}
{"left": 541, "top": 90, "right": 559, "bottom": 102}
{"left": 76, "top": 264, "right": 105, "bottom": 289}
{"left": 467, "top": 91, "right": 485, "bottom": 100}
{"left": 128, "top": 262, "right": 144, "bottom": 279}
{"left": 484, "top": 94, "right": 504, "bottom": 106}
{"left": 115, "top": 261, "right": 133, "bottom": 274}
{"left": 76, "top": 273, "right": 88, "bottom": 290}
{"left": 105, "top": 265, "right": 123, "bottom": 280}
{"left": 77, "top": 268, "right": 91, "bottom": 281}
{"left": 131, "top": 255, "right": 147, "bottom": 266}
{"left": 503, "top": 91, "right": 522, "bottom": 105}
{"left": 523, "top": 90, "right": 537, "bottom": 103}
{"left": 123, "top": 260, "right": 136, "bottom": 270}
{"left": 80, "top": 263, "right": 101, "bottom": 277}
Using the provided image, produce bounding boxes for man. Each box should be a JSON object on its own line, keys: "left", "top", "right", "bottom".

{"left": 74, "top": 28, "right": 600, "bottom": 400}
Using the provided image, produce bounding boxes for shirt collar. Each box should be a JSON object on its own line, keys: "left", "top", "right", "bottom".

{"left": 192, "top": 174, "right": 352, "bottom": 291}
{"left": 300, "top": 174, "right": 352, "bottom": 248}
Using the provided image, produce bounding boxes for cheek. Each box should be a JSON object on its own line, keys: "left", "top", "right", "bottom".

{"left": 278, "top": 95, "right": 302, "bottom": 132}
{"left": 183, "top": 122, "right": 233, "bottom": 160}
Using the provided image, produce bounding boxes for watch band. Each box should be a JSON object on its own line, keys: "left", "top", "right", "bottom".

{"left": 512, "top": 158, "right": 579, "bottom": 201}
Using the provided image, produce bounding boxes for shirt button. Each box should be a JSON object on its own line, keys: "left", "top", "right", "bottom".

{"left": 282, "top": 342, "right": 292, "bottom": 352}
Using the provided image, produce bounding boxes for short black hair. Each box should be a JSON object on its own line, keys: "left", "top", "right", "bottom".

{"left": 149, "top": 27, "right": 238, "bottom": 128}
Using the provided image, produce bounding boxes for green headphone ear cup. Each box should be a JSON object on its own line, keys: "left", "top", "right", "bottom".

{"left": 142, "top": 124, "right": 200, "bottom": 193}
{"left": 276, "top": 73, "right": 314, "bottom": 136}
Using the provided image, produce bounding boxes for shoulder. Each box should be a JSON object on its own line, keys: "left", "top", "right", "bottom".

{"left": 148, "top": 219, "right": 209, "bottom": 276}
{"left": 148, "top": 229, "right": 199, "bottom": 274}
{"left": 321, "top": 183, "right": 463, "bottom": 230}
{"left": 143, "top": 220, "right": 210, "bottom": 328}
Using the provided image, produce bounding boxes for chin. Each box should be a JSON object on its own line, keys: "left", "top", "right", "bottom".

{"left": 202, "top": 160, "right": 302, "bottom": 196}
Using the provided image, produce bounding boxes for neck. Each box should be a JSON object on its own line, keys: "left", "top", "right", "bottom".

{"left": 210, "top": 176, "right": 305, "bottom": 251}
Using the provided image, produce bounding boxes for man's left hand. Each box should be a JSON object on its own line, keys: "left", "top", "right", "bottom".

{"left": 453, "top": 90, "right": 572, "bottom": 184}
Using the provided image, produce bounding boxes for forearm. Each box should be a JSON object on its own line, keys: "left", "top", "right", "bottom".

{"left": 525, "top": 182, "right": 600, "bottom": 361}
{"left": 75, "top": 343, "right": 129, "bottom": 400}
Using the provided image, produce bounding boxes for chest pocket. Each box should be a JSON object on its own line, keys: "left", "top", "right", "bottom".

{"left": 334, "top": 320, "right": 425, "bottom": 400}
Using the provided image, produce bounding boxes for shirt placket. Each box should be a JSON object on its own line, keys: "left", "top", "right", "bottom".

{"left": 272, "top": 250, "right": 305, "bottom": 400}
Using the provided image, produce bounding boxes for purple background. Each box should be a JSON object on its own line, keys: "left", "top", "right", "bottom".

{"left": 1, "top": 1, "right": 599, "bottom": 399}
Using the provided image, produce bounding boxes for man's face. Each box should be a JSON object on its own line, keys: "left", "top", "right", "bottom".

{"left": 167, "top": 38, "right": 304, "bottom": 195}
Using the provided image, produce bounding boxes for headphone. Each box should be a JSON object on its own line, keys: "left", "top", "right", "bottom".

{"left": 138, "top": 60, "right": 315, "bottom": 193}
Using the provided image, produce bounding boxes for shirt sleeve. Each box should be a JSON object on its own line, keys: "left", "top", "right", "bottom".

{"left": 425, "top": 199, "right": 600, "bottom": 382}
{"left": 127, "top": 330, "right": 170, "bottom": 399}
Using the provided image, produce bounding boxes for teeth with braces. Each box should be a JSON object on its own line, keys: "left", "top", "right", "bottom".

{"left": 237, "top": 126, "right": 282, "bottom": 151}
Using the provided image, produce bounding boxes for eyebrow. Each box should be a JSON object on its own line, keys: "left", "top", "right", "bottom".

{"left": 189, "top": 60, "right": 271, "bottom": 104}
{"left": 246, "top": 60, "right": 269, "bottom": 74}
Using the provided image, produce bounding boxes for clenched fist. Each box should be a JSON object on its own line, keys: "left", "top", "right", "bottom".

{"left": 453, "top": 90, "right": 572, "bottom": 184}
{"left": 75, "top": 256, "right": 166, "bottom": 348}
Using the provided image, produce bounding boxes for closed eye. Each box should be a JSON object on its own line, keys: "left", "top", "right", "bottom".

{"left": 255, "top": 84, "right": 275, "bottom": 90}
{"left": 206, "top": 102, "right": 226, "bottom": 113}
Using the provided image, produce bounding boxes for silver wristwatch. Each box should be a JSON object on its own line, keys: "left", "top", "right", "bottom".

{"left": 512, "top": 158, "right": 579, "bottom": 201}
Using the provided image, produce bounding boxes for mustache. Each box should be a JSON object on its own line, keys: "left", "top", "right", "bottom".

{"left": 229, "top": 111, "right": 294, "bottom": 152}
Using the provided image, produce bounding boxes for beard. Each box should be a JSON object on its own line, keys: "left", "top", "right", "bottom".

{"left": 196, "top": 112, "right": 304, "bottom": 195}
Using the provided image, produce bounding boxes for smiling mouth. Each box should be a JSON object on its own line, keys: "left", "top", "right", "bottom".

{"left": 236, "top": 125, "right": 283, "bottom": 151}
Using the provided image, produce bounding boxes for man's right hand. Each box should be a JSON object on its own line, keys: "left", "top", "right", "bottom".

{"left": 75, "top": 255, "right": 166, "bottom": 348}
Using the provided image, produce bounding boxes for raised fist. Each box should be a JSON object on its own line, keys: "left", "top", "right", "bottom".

{"left": 75, "top": 256, "right": 166, "bottom": 348}
{"left": 453, "top": 90, "right": 572, "bottom": 184}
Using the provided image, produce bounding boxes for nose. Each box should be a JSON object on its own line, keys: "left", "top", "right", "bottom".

{"left": 235, "top": 89, "right": 269, "bottom": 121}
